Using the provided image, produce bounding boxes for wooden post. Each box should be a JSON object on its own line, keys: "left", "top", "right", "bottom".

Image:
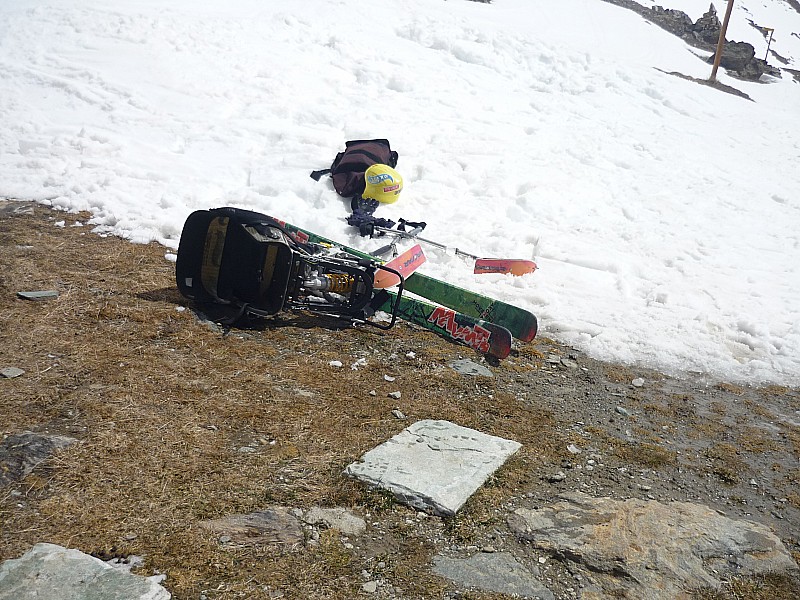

{"left": 710, "top": 0, "right": 736, "bottom": 82}
{"left": 764, "top": 28, "right": 774, "bottom": 61}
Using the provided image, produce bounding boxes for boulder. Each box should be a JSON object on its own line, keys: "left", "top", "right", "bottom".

{"left": 0, "top": 543, "right": 170, "bottom": 600}
{"left": 508, "top": 492, "right": 798, "bottom": 599}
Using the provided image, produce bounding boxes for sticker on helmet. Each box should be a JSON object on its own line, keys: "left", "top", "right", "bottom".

{"left": 367, "top": 173, "right": 394, "bottom": 184}
{"left": 383, "top": 184, "right": 400, "bottom": 193}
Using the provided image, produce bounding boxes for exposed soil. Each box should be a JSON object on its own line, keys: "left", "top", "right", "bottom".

{"left": 1, "top": 202, "right": 799, "bottom": 599}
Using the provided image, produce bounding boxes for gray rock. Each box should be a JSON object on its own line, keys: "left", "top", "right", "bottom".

{"left": 708, "top": 40, "right": 765, "bottom": 78}
{"left": 198, "top": 507, "right": 303, "bottom": 548}
{"left": 433, "top": 552, "right": 553, "bottom": 600}
{"left": 0, "top": 367, "right": 25, "bottom": 379}
{"left": 16, "top": 290, "right": 58, "bottom": 301}
{"left": 0, "top": 543, "right": 170, "bottom": 600}
{"left": 449, "top": 359, "right": 493, "bottom": 377}
{"left": 344, "top": 420, "right": 521, "bottom": 516}
{"left": 605, "top": 0, "right": 774, "bottom": 81}
{"left": 0, "top": 201, "right": 35, "bottom": 216}
{"left": 691, "top": 4, "right": 721, "bottom": 45}
{"left": 508, "top": 492, "right": 799, "bottom": 599}
{"left": 303, "top": 507, "right": 366, "bottom": 536}
{"left": 361, "top": 580, "right": 378, "bottom": 593}
{"left": 0, "top": 432, "right": 78, "bottom": 488}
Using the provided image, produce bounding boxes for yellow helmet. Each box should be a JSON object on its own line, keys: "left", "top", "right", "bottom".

{"left": 363, "top": 164, "right": 403, "bottom": 204}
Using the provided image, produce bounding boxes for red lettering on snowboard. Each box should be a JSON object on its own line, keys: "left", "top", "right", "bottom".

{"left": 428, "top": 306, "right": 491, "bottom": 354}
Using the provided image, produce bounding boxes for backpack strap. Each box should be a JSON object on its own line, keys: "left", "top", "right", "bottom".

{"left": 310, "top": 168, "right": 331, "bottom": 181}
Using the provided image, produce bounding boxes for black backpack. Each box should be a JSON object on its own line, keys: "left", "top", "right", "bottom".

{"left": 175, "top": 207, "right": 296, "bottom": 319}
{"left": 310, "top": 139, "right": 398, "bottom": 199}
{"left": 175, "top": 207, "right": 404, "bottom": 326}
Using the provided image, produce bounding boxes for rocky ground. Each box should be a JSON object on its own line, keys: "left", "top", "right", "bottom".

{"left": 1, "top": 201, "right": 799, "bottom": 599}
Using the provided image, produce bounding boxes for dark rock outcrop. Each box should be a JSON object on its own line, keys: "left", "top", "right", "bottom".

{"left": 603, "top": 1, "right": 782, "bottom": 80}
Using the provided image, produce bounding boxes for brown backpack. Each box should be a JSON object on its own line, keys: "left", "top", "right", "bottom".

{"left": 310, "top": 139, "right": 399, "bottom": 198}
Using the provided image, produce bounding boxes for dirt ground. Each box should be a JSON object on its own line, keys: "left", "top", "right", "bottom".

{"left": 1, "top": 202, "right": 799, "bottom": 600}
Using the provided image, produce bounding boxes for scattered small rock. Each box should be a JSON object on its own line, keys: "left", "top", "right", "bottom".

{"left": 384, "top": 375, "right": 396, "bottom": 382}
{"left": 547, "top": 472, "right": 566, "bottom": 483}
{"left": 329, "top": 360, "right": 343, "bottom": 368}
{"left": 449, "top": 359, "right": 493, "bottom": 377}
{"left": 392, "top": 409, "right": 406, "bottom": 420}
{"left": 632, "top": 378, "right": 645, "bottom": 387}
{"left": 0, "top": 367, "right": 25, "bottom": 379}
{"left": 361, "top": 580, "right": 378, "bottom": 593}
{"left": 615, "top": 406, "right": 631, "bottom": 417}
{"left": 567, "top": 444, "right": 581, "bottom": 455}
{"left": 560, "top": 358, "right": 578, "bottom": 369}
{"left": 388, "top": 391, "right": 401, "bottom": 399}
{"left": 16, "top": 290, "right": 59, "bottom": 301}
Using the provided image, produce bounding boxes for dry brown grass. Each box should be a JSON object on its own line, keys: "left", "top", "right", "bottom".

{"left": 0, "top": 204, "right": 561, "bottom": 599}
{"left": 3, "top": 203, "right": 799, "bottom": 600}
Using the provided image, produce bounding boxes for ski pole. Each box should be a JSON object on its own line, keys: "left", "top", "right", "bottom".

{"left": 371, "top": 226, "right": 478, "bottom": 259}
{"left": 370, "top": 226, "right": 537, "bottom": 276}
{"left": 370, "top": 225, "right": 425, "bottom": 258}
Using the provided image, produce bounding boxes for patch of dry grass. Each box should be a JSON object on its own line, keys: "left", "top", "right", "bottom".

{"left": 3, "top": 203, "right": 799, "bottom": 600}
{"left": 0, "top": 204, "right": 559, "bottom": 599}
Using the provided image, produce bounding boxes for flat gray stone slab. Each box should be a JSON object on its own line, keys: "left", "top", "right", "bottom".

{"left": 433, "top": 552, "right": 554, "bottom": 600}
{"left": 0, "top": 543, "right": 170, "bottom": 600}
{"left": 344, "top": 419, "right": 521, "bottom": 516}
